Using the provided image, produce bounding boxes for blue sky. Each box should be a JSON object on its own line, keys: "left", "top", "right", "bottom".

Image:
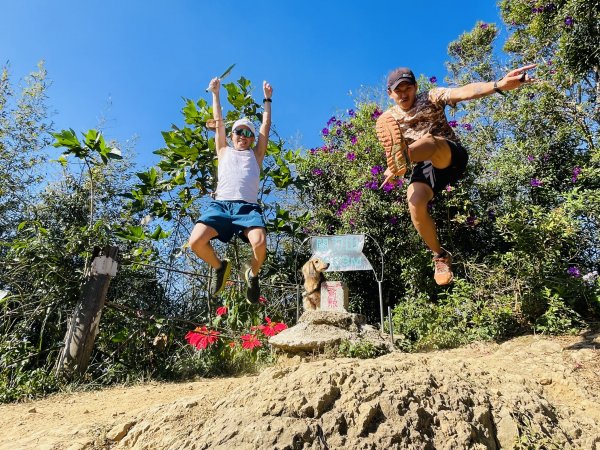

{"left": 1, "top": 0, "right": 502, "bottom": 166}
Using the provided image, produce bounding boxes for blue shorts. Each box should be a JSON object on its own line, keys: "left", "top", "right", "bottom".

{"left": 197, "top": 200, "right": 266, "bottom": 243}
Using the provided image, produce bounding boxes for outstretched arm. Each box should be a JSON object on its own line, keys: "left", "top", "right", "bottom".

{"left": 446, "top": 63, "right": 537, "bottom": 104}
{"left": 254, "top": 80, "right": 273, "bottom": 166}
{"left": 207, "top": 77, "right": 228, "bottom": 155}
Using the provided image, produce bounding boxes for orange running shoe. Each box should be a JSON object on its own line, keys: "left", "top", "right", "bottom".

{"left": 375, "top": 111, "right": 411, "bottom": 179}
{"left": 433, "top": 250, "right": 454, "bottom": 285}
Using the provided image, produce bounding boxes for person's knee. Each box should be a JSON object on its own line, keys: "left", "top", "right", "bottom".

{"left": 247, "top": 229, "right": 267, "bottom": 250}
{"left": 407, "top": 189, "right": 431, "bottom": 221}
{"left": 189, "top": 225, "right": 213, "bottom": 250}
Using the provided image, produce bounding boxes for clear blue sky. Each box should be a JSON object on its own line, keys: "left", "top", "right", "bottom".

{"left": 1, "top": 0, "right": 502, "bottom": 165}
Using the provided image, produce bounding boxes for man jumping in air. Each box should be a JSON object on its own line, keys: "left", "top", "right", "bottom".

{"left": 376, "top": 64, "right": 536, "bottom": 285}
{"left": 189, "top": 77, "right": 273, "bottom": 303}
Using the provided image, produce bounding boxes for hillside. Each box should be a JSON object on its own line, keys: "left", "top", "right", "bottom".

{"left": 1, "top": 333, "right": 598, "bottom": 450}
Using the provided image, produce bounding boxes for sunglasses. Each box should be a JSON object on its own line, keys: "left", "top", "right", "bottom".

{"left": 233, "top": 128, "right": 254, "bottom": 138}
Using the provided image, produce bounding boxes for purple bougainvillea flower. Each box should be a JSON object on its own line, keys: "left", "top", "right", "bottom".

{"left": 371, "top": 165, "right": 384, "bottom": 175}
{"left": 322, "top": 128, "right": 329, "bottom": 136}
{"left": 530, "top": 178, "right": 542, "bottom": 187}
{"left": 346, "top": 152, "right": 356, "bottom": 161}
{"left": 329, "top": 198, "right": 337, "bottom": 205}
{"left": 336, "top": 129, "right": 342, "bottom": 136}
{"left": 527, "top": 155, "right": 535, "bottom": 162}
{"left": 389, "top": 217, "right": 398, "bottom": 225}
{"left": 567, "top": 266, "right": 581, "bottom": 278}
{"left": 312, "top": 169, "right": 323, "bottom": 176}
{"left": 348, "top": 109, "right": 355, "bottom": 117}
{"left": 309, "top": 148, "right": 317, "bottom": 155}
{"left": 371, "top": 109, "right": 383, "bottom": 120}
{"left": 480, "top": 23, "right": 489, "bottom": 29}
{"left": 327, "top": 116, "right": 336, "bottom": 126}
{"left": 565, "top": 16, "right": 573, "bottom": 26}
{"left": 462, "top": 123, "right": 473, "bottom": 131}
{"left": 351, "top": 136, "right": 357, "bottom": 145}
{"left": 446, "top": 185, "right": 453, "bottom": 192}
{"left": 448, "top": 120, "right": 458, "bottom": 128}
{"left": 429, "top": 76, "right": 437, "bottom": 83}
{"left": 466, "top": 215, "right": 476, "bottom": 227}
{"left": 571, "top": 166, "right": 582, "bottom": 183}
{"left": 364, "top": 180, "right": 378, "bottom": 190}
{"left": 383, "top": 183, "right": 395, "bottom": 193}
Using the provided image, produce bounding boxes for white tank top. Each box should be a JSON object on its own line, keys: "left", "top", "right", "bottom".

{"left": 215, "top": 147, "right": 260, "bottom": 203}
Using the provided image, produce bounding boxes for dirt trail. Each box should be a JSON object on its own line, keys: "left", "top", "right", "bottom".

{"left": 1, "top": 334, "right": 598, "bottom": 449}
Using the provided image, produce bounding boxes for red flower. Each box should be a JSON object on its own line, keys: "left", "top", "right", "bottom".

{"left": 185, "top": 326, "right": 220, "bottom": 350}
{"left": 216, "top": 306, "right": 228, "bottom": 316}
{"left": 240, "top": 333, "right": 262, "bottom": 350}
{"left": 258, "top": 296, "right": 267, "bottom": 304}
{"left": 258, "top": 317, "right": 288, "bottom": 337}
{"left": 228, "top": 341, "right": 236, "bottom": 348}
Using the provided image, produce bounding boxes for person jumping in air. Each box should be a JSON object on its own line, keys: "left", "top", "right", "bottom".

{"left": 189, "top": 77, "right": 273, "bottom": 303}
{"left": 376, "top": 64, "right": 536, "bottom": 285}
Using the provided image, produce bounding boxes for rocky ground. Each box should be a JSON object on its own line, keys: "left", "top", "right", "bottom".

{"left": 1, "top": 333, "right": 599, "bottom": 450}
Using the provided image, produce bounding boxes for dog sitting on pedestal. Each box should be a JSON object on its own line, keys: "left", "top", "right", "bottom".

{"left": 301, "top": 257, "right": 330, "bottom": 311}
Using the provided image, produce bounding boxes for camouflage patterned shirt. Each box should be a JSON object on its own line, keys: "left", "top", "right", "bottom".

{"left": 386, "top": 87, "right": 460, "bottom": 145}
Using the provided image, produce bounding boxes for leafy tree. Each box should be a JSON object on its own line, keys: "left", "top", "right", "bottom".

{"left": 0, "top": 62, "right": 52, "bottom": 239}
{"left": 296, "top": 13, "right": 599, "bottom": 348}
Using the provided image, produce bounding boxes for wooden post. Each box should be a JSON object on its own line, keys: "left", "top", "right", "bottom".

{"left": 55, "top": 245, "right": 118, "bottom": 378}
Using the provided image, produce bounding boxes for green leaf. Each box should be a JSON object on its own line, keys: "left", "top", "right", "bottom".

{"left": 51, "top": 128, "right": 80, "bottom": 148}
{"left": 111, "top": 329, "right": 129, "bottom": 343}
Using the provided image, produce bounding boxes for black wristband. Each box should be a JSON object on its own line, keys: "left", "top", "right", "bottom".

{"left": 493, "top": 80, "right": 506, "bottom": 96}
{"left": 263, "top": 98, "right": 272, "bottom": 103}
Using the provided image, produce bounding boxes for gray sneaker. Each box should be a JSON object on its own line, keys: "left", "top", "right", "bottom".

{"left": 244, "top": 267, "right": 260, "bottom": 304}
{"left": 209, "top": 259, "right": 231, "bottom": 296}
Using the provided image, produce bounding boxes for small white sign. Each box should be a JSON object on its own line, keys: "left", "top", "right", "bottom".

{"left": 320, "top": 281, "right": 349, "bottom": 311}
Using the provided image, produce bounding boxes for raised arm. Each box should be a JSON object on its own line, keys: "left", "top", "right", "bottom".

{"left": 254, "top": 80, "right": 273, "bottom": 166}
{"left": 207, "top": 77, "right": 228, "bottom": 155}
{"left": 445, "top": 63, "right": 537, "bottom": 104}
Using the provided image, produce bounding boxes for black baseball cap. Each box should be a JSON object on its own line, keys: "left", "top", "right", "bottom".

{"left": 387, "top": 67, "right": 416, "bottom": 91}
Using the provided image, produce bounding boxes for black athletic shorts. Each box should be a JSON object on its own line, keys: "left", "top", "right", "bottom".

{"left": 409, "top": 139, "right": 469, "bottom": 193}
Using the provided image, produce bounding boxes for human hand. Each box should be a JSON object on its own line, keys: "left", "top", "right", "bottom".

{"left": 379, "top": 167, "right": 402, "bottom": 189}
{"left": 263, "top": 80, "right": 273, "bottom": 99}
{"left": 498, "top": 64, "right": 537, "bottom": 92}
{"left": 206, "top": 77, "right": 221, "bottom": 93}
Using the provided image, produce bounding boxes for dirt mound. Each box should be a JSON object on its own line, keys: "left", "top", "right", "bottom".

{"left": 1, "top": 334, "right": 599, "bottom": 449}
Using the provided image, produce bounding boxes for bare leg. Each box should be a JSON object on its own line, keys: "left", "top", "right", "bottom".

{"left": 188, "top": 223, "right": 221, "bottom": 269}
{"left": 244, "top": 227, "right": 267, "bottom": 276}
{"left": 408, "top": 133, "right": 452, "bottom": 169}
{"left": 406, "top": 182, "right": 443, "bottom": 255}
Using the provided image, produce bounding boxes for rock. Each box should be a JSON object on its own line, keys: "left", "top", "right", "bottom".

{"left": 106, "top": 421, "right": 136, "bottom": 442}
{"left": 268, "top": 321, "right": 353, "bottom": 352}
{"left": 269, "top": 310, "right": 390, "bottom": 354}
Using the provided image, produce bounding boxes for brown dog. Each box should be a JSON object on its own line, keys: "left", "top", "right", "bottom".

{"left": 301, "top": 257, "right": 330, "bottom": 311}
